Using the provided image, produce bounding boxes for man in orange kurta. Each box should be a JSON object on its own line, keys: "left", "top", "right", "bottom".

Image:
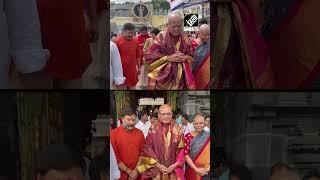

{"left": 110, "top": 107, "right": 146, "bottom": 180}
{"left": 114, "top": 23, "right": 140, "bottom": 89}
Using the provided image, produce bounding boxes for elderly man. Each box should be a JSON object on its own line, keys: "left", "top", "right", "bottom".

{"left": 138, "top": 104, "right": 185, "bottom": 179}
{"left": 146, "top": 13, "right": 195, "bottom": 90}
{"left": 193, "top": 24, "right": 210, "bottom": 89}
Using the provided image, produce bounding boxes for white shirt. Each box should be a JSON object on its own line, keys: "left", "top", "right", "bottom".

{"left": 0, "top": 0, "right": 49, "bottom": 88}
{"left": 204, "top": 126, "right": 210, "bottom": 132}
{"left": 110, "top": 41, "right": 125, "bottom": 88}
{"left": 182, "top": 122, "right": 194, "bottom": 136}
{"left": 110, "top": 143, "right": 120, "bottom": 180}
{"left": 135, "top": 120, "right": 151, "bottom": 138}
{"left": 117, "top": 119, "right": 121, "bottom": 127}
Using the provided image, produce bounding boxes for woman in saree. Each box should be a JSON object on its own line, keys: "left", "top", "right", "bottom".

{"left": 184, "top": 114, "right": 210, "bottom": 180}
{"left": 192, "top": 24, "right": 210, "bottom": 90}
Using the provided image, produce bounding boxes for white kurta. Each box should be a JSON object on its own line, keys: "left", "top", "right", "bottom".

{"left": 110, "top": 142, "right": 121, "bottom": 180}
{"left": 135, "top": 120, "right": 151, "bottom": 138}
{"left": 204, "top": 126, "right": 210, "bottom": 132}
{"left": 182, "top": 122, "right": 195, "bottom": 136}
{"left": 110, "top": 41, "right": 125, "bottom": 88}
{"left": 0, "top": 0, "right": 49, "bottom": 88}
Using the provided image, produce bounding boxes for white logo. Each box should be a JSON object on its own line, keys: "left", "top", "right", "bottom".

{"left": 187, "top": 15, "right": 198, "bottom": 27}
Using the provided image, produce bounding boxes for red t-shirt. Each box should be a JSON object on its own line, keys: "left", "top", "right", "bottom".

{"left": 114, "top": 36, "right": 140, "bottom": 87}
{"left": 111, "top": 126, "right": 145, "bottom": 180}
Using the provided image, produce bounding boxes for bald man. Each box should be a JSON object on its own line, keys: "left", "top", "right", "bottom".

{"left": 192, "top": 24, "right": 210, "bottom": 89}
{"left": 145, "top": 13, "right": 195, "bottom": 90}
{"left": 137, "top": 104, "right": 185, "bottom": 179}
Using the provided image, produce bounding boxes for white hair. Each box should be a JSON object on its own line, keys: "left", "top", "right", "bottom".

{"left": 166, "top": 12, "right": 183, "bottom": 24}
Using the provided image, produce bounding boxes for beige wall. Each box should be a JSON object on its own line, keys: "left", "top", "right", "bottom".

{"left": 151, "top": 15, "right": 167, "bottom": 29}
{"left": 111, "top": 17, "right": 134, "bottom": 26}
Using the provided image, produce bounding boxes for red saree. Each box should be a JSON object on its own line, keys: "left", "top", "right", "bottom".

{"left": 184, "top": 131, "right": 210, "bottom": 180}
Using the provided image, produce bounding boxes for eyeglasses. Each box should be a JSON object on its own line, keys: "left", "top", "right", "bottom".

{"left": 193, "top": 122, "right": 205, "bottom": 126}
{"left": 159, "top": 113, "right": 173, "bottom": 116}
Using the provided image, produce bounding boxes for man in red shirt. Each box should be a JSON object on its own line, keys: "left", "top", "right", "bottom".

{"left": 111, "top": 107, "right": 145, "bottom": 180}
{"left": 114, "top": 23, "right": 140, "bottom": 89}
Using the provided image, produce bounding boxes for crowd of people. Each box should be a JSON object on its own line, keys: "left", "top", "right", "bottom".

{"left": 213, "top": 158, "right": 320, "bottom": 180}
{"left": 110, "top": 13, "right": 210, "bottom": 90}
{"left": 0, "top": 0, "right": 107, "bottom": 89}
{"left": 110, "top": 104, "right": 211, "bottom": 180}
